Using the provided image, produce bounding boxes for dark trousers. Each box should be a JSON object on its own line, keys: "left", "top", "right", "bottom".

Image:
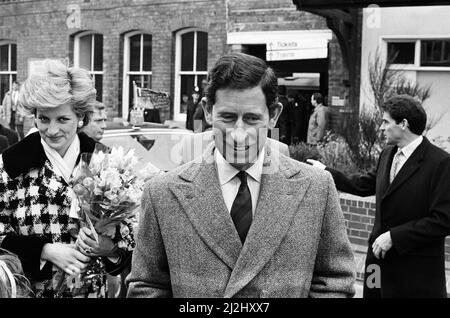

{"left": 10, "top": 110, "right": 16, "bottom": 130}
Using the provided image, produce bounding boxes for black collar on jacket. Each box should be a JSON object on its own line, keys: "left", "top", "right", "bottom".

{"left": 2, "top": 131, "right": 97, "bottom": 179}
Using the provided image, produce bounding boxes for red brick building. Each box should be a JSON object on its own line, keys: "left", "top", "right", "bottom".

{"left": 0, "top": 0, "right": 349, "bottom": 127}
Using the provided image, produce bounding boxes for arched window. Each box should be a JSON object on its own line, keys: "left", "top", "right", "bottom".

{"left": 122, "top": 31, "right": 152, "bottom": 120}
{"left": 74, "top": 32, "right": 103, "bottom": 101}
{"left": 174, "top": 28, "right": 208, "bottom": 121}
{"left": 0, "top": 42, "right": 17, "bottom": 103}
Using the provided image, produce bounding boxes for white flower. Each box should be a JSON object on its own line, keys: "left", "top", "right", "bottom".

{"left": 89, "top": 150, "right": 107, "bottom": 174}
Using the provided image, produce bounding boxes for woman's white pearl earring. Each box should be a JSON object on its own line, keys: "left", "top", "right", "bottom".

{"left": 78, "top": 120, "right": 84, "bottom": 128}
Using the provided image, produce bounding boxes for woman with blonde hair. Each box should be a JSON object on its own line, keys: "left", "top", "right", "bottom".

{"left": 0, "top": 59, "right": 133, "bottom": 297}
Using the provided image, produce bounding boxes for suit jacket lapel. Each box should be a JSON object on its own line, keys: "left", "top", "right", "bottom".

{"left": 224, "top": 154, "right": 311, "bottom": 298}
{"left": 378, "top": 146, "right": 396, "bottom": 198}
{"left": 169, "top": 144, "right": 242, "bottom": 270}
{"left": 382, "top": 138, "right": 428, "bottom": 200}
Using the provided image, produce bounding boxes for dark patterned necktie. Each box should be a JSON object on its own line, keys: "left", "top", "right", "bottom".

{"left": 230, "top": 171, "right": 252, "bottom": 244}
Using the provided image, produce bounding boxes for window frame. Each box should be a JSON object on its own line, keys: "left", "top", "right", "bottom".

{"left": 122, "top": 31, "right": 153, "bottom": 121}
{"left": 383, "top": 36, "right": 450, "bottom": 71}
{"left": 0, "top": 41, "right": 17, "bottom": 103}
{"left": 174, "top": 28, "right": 208, "bottom": 122}
{"left": 73, "top": 31, "right": 103, "bottom": 100}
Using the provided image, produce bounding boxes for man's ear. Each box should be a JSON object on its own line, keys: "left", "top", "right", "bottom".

{"left": 202, "top": 99, "right": 213, "bottom": 125}
{"left": 268, "top": 102, "right": 283, "bottom": 130}
{"left": 401, "top": 119, "right": 409, "bottom": 130}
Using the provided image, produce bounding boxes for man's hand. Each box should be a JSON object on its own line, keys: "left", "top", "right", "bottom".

{"left": 76, "top": 227, "right": 117, "bottom": 258}
{"left": 306, "top": 159, "right": 326, "bottom": 170}
{"left": 372, "top": 231, "right": 393, "bottom": 259}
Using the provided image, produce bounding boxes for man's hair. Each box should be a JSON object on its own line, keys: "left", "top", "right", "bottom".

{"left": 312, "top": 92, "right": 323, "bottom": 105}
{"left": 93, "top": 100, "right": 106, "bottom": 111}
{"left": 205, "top": 52, "right": 278, "bottom": 115}
{"left": 382, "top": 94, "right": 427, "bottom": 135}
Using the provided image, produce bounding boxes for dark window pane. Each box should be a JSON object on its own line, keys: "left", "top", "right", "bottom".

{"left": 94, "top": 74, "right": 102, "bottom": 101}
{"left": 197, "top": 74, "right": 207, "bottom": 95}
{"left": 181, "top": 32, "right": 194, "bottom": 71}
{"left": 129, "top": 34, "right": 141, "bottom": 72}
{"left": 0, "top": 74, "right": 9, "bottom": 102}
{"left": 10, "top": 44, "right": 16, "bottom": 72}
{"left": 421, "top": 40, "right": 450, "bottom": 67}
{"left": 196, "top": 32, "right": 208, "bottom": 71}
{"left": 129, "top": 75, "right": 140, "bottom": 108}
{"left": 181, "top": 74, "right": 195, "bottom": 108}
{"left": 93, "top": 34, "right": 103, "bottom": 71}
{"left": 141, "top": 74, "right": 151, "bottom": 89}
{"left": 0, "top": 45, "right": 9, "bottom": 71}
{"left": 142, "top": 34, "right": 152, "bottom": 71}
{"left": 387, "top": 42, "right": 415, "bottom": 64}
{"left": 79, "top": 34, "right": 92, "bottom": 70}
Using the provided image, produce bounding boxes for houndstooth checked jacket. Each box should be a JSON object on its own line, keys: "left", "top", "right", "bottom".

{"left": 0, "top": 132, "right": 133, "bottom": 297}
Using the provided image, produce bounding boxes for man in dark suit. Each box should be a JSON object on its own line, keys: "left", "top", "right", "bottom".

{"left": 274, "top": 85, "right": 291, "bottom": 145}
{"left": 185, "top": 86, "right": 201, "bottom": 131}
{"left": 0, "top": 123, "right": 19, "bottom": 146}
{"left": 308, "top": 94, "right": 450, "bottom": 298}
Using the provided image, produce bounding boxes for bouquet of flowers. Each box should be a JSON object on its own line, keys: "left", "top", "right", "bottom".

{"left": 72, "top": 147, "right": 143, "bottom": 240}
{"left": 55, "top": 146, "right": 161, "bottom": 297}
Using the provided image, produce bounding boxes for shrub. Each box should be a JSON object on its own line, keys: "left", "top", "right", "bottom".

{"left": 317, "top": 134, "right": 360, "bottom": 175}
{"left": 334, "top": 110, "right": 385, "bottom": 172}
{"left": 289, "top": 142, "right": 321, "bottom": 163}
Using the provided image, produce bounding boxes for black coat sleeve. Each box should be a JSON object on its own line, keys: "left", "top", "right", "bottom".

{"left": 326, "top": 167, "right": 377, "bottom": 197}
{"left": 1, "top": 233, "right": 53, "bottom": 281}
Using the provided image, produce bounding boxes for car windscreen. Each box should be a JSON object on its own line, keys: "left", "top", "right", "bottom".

{"left": 102, "top": 131, "right": 191, "bottom": 171}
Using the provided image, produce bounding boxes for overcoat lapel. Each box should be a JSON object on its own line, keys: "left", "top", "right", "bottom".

{"left": 224, "top": 155, "right": 311, "bottom": 298}
{"left": 382, "top": 138, "right": 428, "bottom": 200}
{"left": 169, "top": 145, "right": 242, "bottom": 270}
{"left": 378, "top": 146, "right": 396, "bottom": 198}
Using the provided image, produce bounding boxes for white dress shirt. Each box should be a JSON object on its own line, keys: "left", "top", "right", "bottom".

{"left": 214, "top": 147, "right": 265, "bottom": 216}
{"left": 391, "top": 135, "right": 423, "bottom": 179}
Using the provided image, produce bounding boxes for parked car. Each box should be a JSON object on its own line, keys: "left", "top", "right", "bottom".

{"left": 102, "top": 123, "right": 194, "bottom": 172}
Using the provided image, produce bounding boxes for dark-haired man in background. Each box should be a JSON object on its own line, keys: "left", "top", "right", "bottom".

{"left": 308, "top": 94, "right": 450, "bottom": 298}
{"left": 307, "top": 92, "right": 328, "bottom": 145}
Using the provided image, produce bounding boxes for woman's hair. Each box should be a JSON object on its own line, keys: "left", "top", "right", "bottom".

{"left": 0, "top": 248, "right": 33, "bottom": 298}
{"left": 18, "top": 59, "right": 97, "bottom": 128}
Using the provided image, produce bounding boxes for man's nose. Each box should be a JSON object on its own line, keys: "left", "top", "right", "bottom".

{"left": 230, "top": 127, "right": 248, "bottom": 144}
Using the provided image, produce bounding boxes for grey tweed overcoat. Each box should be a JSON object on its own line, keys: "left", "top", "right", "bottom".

{"left": 127, "top": 144, "right": 355, "bottom": 298}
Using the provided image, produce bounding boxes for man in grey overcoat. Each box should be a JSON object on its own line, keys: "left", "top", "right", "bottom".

{"left": 127, "top": 52, "right": 355, "bottom": 298}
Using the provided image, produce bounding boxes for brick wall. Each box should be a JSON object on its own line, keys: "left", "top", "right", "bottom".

{"left": 0, "top": 0, "right": 351, "bottom": 125}
{"left": 227, "top": 0, "right": 328, "bottom": 32}
{"left": 0, "top": 0, "right": 227, "bottom": 121}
